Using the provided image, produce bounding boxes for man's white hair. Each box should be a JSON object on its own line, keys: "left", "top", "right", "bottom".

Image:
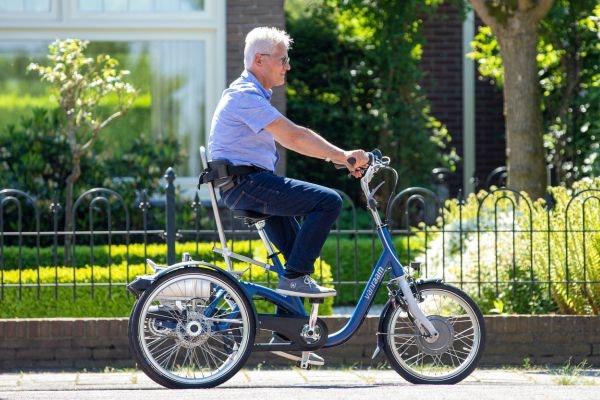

{"left": 244, "top": 26, "right": 293, "bottom": 69}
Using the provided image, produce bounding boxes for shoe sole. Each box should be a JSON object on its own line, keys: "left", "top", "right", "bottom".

{"left": 276, "top": 288, "right": 336, "bottom": 298}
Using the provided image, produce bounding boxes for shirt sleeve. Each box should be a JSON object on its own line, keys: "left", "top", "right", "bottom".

{"left": 232, "top": 91, "right": 283, "bottom": 134}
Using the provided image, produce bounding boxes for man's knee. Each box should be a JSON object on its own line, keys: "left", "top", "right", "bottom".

{"left": 326, "top": 190, "right": 343, "bottom": 214}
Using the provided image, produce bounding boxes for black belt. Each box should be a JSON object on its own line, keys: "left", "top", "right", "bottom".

{"left": 198, "top": 161, "right": 269, "bottom": 191}
{"left": 228, "top": 165, "right": 267, "bottom": 175}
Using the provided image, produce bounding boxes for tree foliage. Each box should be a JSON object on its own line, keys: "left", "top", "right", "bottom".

{"left": 27, "top": 39, "right": 137, "bottom": 237}
{"left": 285, "top": 0, "right": 457, "bottom": 200}
{"left": 0, "top": 107, "right": 184, "bottom": 236}
{"left": 469, "top": 1, "right": 600, "bottom": 187}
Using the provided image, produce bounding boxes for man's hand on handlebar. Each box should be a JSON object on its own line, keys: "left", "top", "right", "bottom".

{"left": 343, "top": 149, "right": 370, "bottom": 178}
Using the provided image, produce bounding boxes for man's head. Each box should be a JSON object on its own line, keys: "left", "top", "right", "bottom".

{"left": 244, "top": 26, "right": 292, "bottom": 89}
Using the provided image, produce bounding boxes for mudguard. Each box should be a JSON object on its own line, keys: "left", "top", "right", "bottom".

{"left": 128, "top": 260, "right": 239, "bottom": 297}
{"left": 127, "top": 261, "right": 260, "bottom": 333}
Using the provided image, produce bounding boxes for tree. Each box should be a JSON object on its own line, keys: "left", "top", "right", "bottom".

{"left": 470, "top": 0, "right": 555, "bottom": 199}
{"left": 285, "top": 0, "right": 457, "bottom": 201}
{"left": 28, "top": 39, "right": 136, "bottom": 255}
{"left": 469, "top": 1, "right": 599, "bottom": 187}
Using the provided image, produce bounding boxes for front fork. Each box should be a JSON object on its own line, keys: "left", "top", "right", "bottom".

{"left": 388, "top": 275, "right": 439, "bottom": 341}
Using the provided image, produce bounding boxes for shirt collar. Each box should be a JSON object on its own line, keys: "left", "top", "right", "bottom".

{"left": 241, "top": 69, "right": 272, "bottom": 100}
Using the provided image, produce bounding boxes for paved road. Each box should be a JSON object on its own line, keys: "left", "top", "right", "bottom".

{"left": 1, "top": 368, "right": 599, "bottom": 400}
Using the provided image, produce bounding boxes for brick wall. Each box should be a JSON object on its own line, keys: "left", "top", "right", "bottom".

{"left": 421, "top": 3, "right": 506, "bottom": 194}
{"left": 1, "top": 316, "right": 598, "bottom": 370}
{"left": 224, "top": 0, "right": 287, "bottom": 170}
{"left": 225, "top": 0, "right": 286, "bottom": 113}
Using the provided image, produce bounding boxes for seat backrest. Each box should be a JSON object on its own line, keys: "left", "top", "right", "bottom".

{"left": 199, "top": 146, "right": 232, "bottom": 270}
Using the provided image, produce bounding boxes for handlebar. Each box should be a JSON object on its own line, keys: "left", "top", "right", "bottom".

{"left": 339, "top": 149, "right": 383, "bottom": 170}
{"left": 335, "top": 148, "right": 394, "bottom": 219}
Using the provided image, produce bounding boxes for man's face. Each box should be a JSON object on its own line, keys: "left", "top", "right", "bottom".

{"left": 261, "top": 42, "right": 291, "bottom": 88}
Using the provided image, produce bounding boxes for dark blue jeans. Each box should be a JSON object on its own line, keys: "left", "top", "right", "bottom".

{"left": 220, "top": 171, "right": 342, "bottom": 275}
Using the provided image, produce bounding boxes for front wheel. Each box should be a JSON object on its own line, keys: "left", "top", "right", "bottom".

{"left": 128, "top": 268, "right": 256, "bottom": 388}
{"left": 381, "top": 282, "right": 486, "bottom": 384}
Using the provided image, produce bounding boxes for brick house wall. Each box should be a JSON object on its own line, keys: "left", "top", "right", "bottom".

{"left": 420, "top": 2, "right": 506, "bottom": 195}
{"left": 225, "top": 0, "right": 287, "bottom": 170}
{"left": 225, "top": 0, "right": 286, "bottom": 113}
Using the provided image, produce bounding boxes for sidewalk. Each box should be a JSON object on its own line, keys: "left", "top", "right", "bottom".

{"left": 1, "top": 367, "right": 599, "bottom": 391}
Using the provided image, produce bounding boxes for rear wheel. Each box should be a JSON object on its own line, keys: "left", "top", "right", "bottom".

{"left": 128, "top": 268, "right": 255, "bottom": 388}
{"left": 382, "top": 282, "right": 485, "bottom": 384}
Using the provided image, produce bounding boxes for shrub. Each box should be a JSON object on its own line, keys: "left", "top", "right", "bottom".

{"left": 534, "top": 180, "right": 600, "bottom": 314}
{"left": 321, "top": 234, "right": 421, "bottom": 306}
{"left": 417, "top": 181, "right": 600, "bottom": 315}
{"left": 415, "top": 189, "right": 556, "bottom": 314}
{"left": 0, "top": 241, "right": 333, "bottom": 317}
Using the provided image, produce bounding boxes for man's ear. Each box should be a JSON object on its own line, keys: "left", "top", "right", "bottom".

{"left": 254, "top": 54, "right": 262, "bottom": 66}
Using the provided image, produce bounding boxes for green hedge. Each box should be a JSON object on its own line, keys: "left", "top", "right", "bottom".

{"left": 1, "top": 236, "right": 417, "bottom": 309}
{"left": 0, "top": 241, "right": 334, "bottom": 317}
{"left": 321, "top": 234, "right": 420, "bottom": 305}
{"left": 0, "top": 241, "right": 233, "bottom": 270}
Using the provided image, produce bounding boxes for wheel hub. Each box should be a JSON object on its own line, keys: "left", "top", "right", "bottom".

{"left": 176, "top": 318, "right": 212, "bottom": 348}
{"left": 415, "top": 315, "right": 454, "bottom": 355}
{"left": 301, "top": 324, "right": 322, "bottom": 344}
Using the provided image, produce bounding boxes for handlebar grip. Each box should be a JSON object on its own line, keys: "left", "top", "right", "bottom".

{"left": 347, "top": 151, "right": 377, "bottom": 167}
{"left": 337, "top": 149, "right": 382, "bottom": 170}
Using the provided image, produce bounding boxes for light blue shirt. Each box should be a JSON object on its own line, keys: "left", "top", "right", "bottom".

{"left": 208, "top": 70, "right": 283, "bottom": 171}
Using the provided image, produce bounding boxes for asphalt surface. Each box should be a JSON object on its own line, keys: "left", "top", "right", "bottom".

{"left": 1, "top": 367, "right": 599, "bottom": 400}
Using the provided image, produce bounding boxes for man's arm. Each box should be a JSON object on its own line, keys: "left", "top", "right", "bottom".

{"left": 265, "top": 116, "right": 368, "bottom": 173}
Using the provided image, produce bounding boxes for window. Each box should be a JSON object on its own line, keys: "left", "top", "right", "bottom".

{"left": 77, "top": 0, "right": 205, "bottom": 13}
{"left": 0, "top": 0, "right": 224, "bottom": 178}
{"left": 0, "top": 0, "right": 52, "bottom": 12}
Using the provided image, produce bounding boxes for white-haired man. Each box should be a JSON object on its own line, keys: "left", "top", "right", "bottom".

{"left": 209, "top": 26, "right": 369, "bottom": 298}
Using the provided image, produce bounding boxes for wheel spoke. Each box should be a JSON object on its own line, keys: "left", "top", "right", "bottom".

{"left": 131, "top": 271, "right": 254, "bottom": 388}
{"left": 385, "top": 284, "right": 484, "bottom": 383}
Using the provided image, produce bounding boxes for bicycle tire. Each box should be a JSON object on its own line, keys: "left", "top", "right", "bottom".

{"left": 381, "top": 282, "right": 486, "bottom": 384}
{"left": 128, "top": 267, "right": 256, "bottom": 388}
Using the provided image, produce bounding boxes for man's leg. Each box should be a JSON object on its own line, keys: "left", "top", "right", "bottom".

{"left": 249, "top": 173, "right": 341, "bottom": 273}
{"left": 221, "top": 172, "right": 341, "bottom": 296}
{"left": 261, "top": 216, "right": 300, "bottom": 263}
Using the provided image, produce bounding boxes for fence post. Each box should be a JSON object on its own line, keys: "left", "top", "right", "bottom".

{"left": 165, "top": 167, "right": 176, "bottom": 264}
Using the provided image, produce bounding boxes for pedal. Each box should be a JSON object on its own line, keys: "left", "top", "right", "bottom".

{"left": 300, "top": 351, "right": 310, "bottom": 369}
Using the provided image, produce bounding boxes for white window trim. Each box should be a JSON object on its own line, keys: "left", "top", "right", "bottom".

{"left": 0, "top": 0, "right": 220, "bottom": 26}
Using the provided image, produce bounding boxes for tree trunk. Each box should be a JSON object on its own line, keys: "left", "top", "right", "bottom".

{"left": 64, "top": 155, "right": 81, "bottom": 266}
{"left": 498, "top": 23, "right": 547, "bottom": 199}
{"left": 470, "top": 0, "right": 555, "bottom": 200}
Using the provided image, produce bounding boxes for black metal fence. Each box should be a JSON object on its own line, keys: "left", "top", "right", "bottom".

{"left": 1, "top": 168, "right": 599, "bottom": 314}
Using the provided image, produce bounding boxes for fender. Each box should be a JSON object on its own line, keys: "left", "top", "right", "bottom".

{"left": 128, "top": 261, "right": 260, "bottom": 334}
{"left": 128, "top": 260, "right": 240, "bottom": 295}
